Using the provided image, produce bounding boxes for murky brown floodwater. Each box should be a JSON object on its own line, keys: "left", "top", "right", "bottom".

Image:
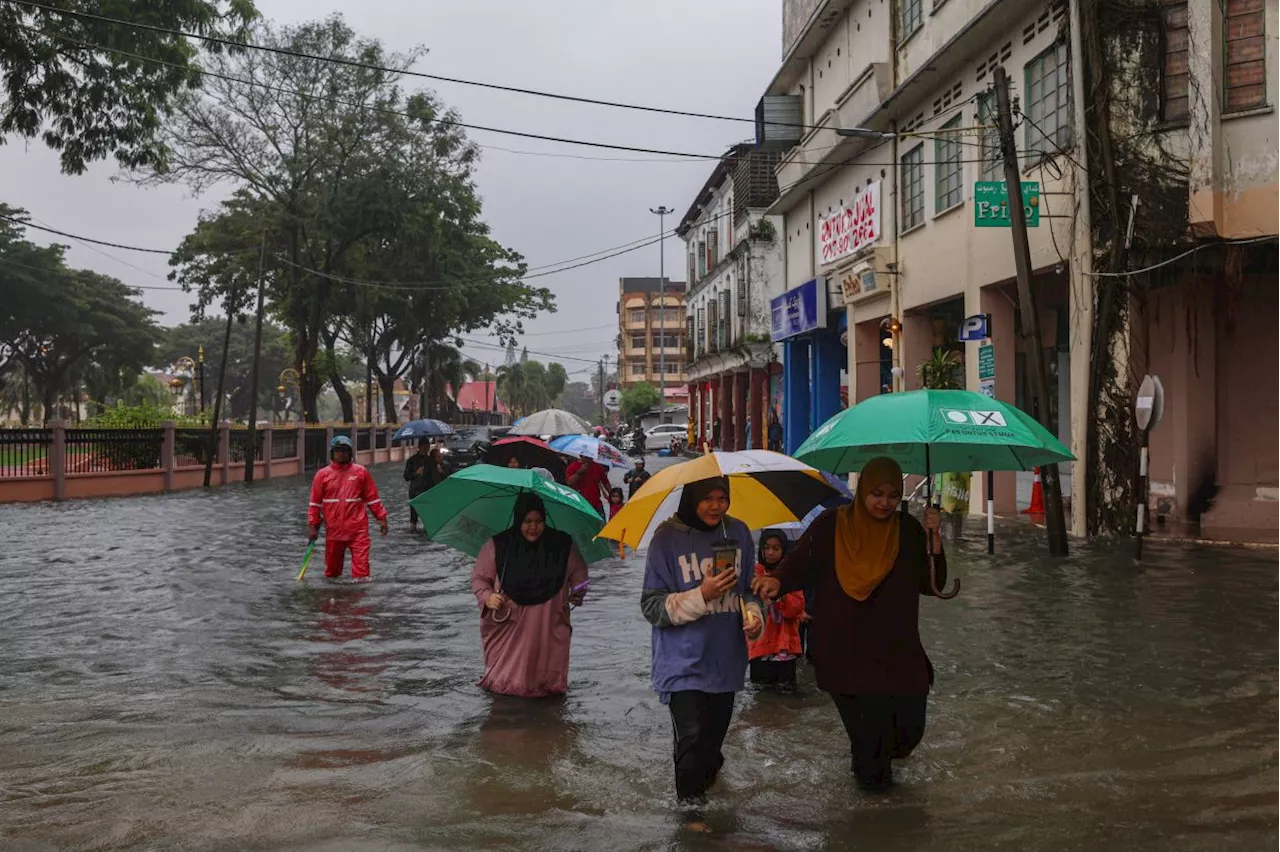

{"left": 1, "top": 462, "right": 1276, "bottom": 851}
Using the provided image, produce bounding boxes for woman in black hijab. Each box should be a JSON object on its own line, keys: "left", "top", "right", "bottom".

{"left": 470, "top": 492, "right": 589, "bottom": 697}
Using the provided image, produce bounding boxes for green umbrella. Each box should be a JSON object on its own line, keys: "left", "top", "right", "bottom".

{"left": 794, "top": 389, "right": 1074, "bottom": 601}
{"left": 794, "top": 389, "right": 1074, "bottom": 475}
{"left": 409, "top": 464, "right": 614, "bottom": 563}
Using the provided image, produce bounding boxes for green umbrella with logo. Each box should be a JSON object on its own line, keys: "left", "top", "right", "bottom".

{"left": 794, "top": 389, "right": 1073, "bottom": 475}
{"left": 794, "top": 389, "right": 1074, "bottom": 599}
{"left": 409, "top": 464, "right": 614, "bottom": 563}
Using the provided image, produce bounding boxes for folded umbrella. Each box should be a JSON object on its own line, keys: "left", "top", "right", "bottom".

{"left": 597, "top": 450, "right": 840, "bottom": 551}
{"left": 409, "top": 464, "right": 614, "bottom": 563}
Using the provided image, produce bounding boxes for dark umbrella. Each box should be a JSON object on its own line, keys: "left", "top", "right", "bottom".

{"left": 391, "top": 419, "right": 454, "bottom": 443}
{"left": 484, "top": 436, "right": 567, "bottom": 481}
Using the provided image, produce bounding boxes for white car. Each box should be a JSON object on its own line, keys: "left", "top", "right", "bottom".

{"left": 645, "top": 423, "right": 687, "bottom": 451}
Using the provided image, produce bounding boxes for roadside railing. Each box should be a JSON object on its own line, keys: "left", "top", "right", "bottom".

{"left": 65, "top": 427, "right": 163, "bottom": 472}
{"left": 0, "top": 428, "right": 53, "bottom": 477}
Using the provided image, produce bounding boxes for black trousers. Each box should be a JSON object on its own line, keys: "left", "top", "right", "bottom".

{"left": 749, "top": 658, "right": 797, "bottom": 686}
{"left": 668, "top": 691, "right": 735, "bottom": 802}
{"left": 831, "top": 694, "right": 927, "bottom": 790}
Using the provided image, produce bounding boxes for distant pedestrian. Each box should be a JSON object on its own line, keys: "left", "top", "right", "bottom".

{"left": 712, "top": 417, "right": 722, "bottom": 449}
{"left": 767, "top": 414, "right": 783, "bottom": 453}
{"left": 623, "top": 457, "right": 652, "bottom": 498}
{"left": 308, "top": 436, "right": 388, "bottom": 581}
{"left": 566, "top": 454, "right": 609, "bottom": 515}
{"left": 403, "top": 441, "right": 442, "bottom": 532}
{"left": 745, "top": 415, "right": 753, "bottom": 450}
{"left": 752, "top": 456, "right": 945, "bottom": 792}
{"left": 606, "top": 487, "right": 625, "bottom": 522}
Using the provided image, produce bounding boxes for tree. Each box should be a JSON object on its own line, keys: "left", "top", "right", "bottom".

{"left": 153, "top": 317, "right": 290, "bottom": 421}
{"left": 0, "top": 0, "right": 258, "bottom": 174}
{"left": 620, "top": 382, "right": 662, "bottom": 421}
{"left": 0, "top": 208, "right": 159, "bottom": 421}
{"left": 160, "top": 16, "right": 549, "bottom": 422}
{"left": 559, "top": 381, "right": 596, "bottom": 422}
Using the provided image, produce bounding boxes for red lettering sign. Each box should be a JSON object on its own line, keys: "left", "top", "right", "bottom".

{"left": 818, "top": 181, "right": 881, "bottom": 266}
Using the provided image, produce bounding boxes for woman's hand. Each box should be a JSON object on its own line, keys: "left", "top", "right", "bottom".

{"left": 699, "top": 568, "right": 738, "bottom": 602}
{"left": 751, "top": 575, "right": 781, "bottom": 602}
{"left": 923, "top": 507, "right": 943, "bottom": 554}
{"left": 568, "top": 588, "right": 586, "bottom": 607}
{"left": 484, "top": 592, "right": 506, "bottom": 611}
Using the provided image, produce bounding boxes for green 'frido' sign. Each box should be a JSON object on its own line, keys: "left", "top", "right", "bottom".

{"left": 974, "top": 181, "right": 1040, "bottom": 228}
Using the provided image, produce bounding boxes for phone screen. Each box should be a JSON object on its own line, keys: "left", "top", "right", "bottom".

{"left": 711, "top": 543, "right": 738, "bottom": 577}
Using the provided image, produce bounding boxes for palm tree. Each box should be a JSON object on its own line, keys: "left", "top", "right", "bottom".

{"left": 423, "top": 341, "right": 480, "bottom": 418}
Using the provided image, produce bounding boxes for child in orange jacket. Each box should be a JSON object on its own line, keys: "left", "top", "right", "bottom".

{"left": 747, "top": 529, "right": 806, "bottom": 692}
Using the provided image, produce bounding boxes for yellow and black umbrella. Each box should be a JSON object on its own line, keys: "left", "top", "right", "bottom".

{"left": 598, "top": 450, "right": 840, "bottom": 550}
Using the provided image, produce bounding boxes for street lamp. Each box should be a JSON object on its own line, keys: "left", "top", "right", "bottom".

{"left": 835, "top": 127, "right": 896, "bottom": 140}
{"left": 173, "top": 356, "right": 198, "bottom": 416}
{"left": 650, "top": 205, "right": 674, "bottom": 424}
{"left": 279, "top": 368, "right": 301, "bottom": 422}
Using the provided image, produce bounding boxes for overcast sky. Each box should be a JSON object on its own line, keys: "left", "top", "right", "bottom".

{"left": 1, "top": 0, "right": 782, "bottom": 383}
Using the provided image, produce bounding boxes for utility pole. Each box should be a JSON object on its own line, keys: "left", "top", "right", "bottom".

{"left": 650, "top": 206, "right": 673, "bottom": 423}
{"left": 992, "top": 65, "right": 1069, "bottom": 557}
{"left": 422, "top": 346, "right": 432, "bottom": 420}
{"left": 244, "top": 230, "right": 268, "bottom": 484}
{"left": 598, "top": 357, "right": 606, "bottom": 424}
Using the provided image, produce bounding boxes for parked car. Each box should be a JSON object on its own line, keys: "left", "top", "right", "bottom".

{"left": 644, "top": 423, "right": 687, "bottom": 452}
{"left": 441, "top": 425, "right": 496, "bottom": 473}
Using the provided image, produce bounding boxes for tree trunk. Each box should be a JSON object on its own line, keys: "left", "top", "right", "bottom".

{"left": 41, "top": 382, "right": 57, "bottom": 425}
{"left": 377, "top": 371, "right": 399, "bottom": 424}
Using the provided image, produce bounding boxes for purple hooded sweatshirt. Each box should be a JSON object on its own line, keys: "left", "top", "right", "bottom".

{"left": 639, "top": 515, "right": 763, "bottom": 702}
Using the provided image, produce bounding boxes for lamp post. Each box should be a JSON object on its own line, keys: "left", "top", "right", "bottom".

{"left": 649, "top": 205, "right": 673, "bottom": 423}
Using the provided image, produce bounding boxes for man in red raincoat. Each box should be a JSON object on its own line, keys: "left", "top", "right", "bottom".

{"left": 307, "top": 435, "right": 388, "bottom": 580}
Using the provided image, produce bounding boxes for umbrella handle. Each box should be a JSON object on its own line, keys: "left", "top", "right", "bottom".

{"left": 927, "top": 549, "right": 960, "bottom": 599}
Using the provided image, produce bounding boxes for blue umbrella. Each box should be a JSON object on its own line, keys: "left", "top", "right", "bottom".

{"left": 549, "top": 434, "right": 628, "bottom": 469}
{"left": 392, "top": 419, "right": 455, "bottom": 443}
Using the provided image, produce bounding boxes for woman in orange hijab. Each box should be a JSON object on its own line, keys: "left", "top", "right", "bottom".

{"left": 753, "top": 456, "right": 945, "bottom": 793}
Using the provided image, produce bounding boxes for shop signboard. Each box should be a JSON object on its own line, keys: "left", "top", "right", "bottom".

{"left": 818, "top": 182, "right": 881, "bottom": 266}
{"left": 974, "top": 181, "right": 1040, "bottom": 228}
{"left": 978, "top": 343, "right": 995, "bottom": 381}
{"left": 770, "top": 278, "right": 827, "bottom": 341}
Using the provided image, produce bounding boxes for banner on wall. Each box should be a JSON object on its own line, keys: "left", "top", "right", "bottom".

{"left": 818, "top": 181, "right": 881, "bottom": 267}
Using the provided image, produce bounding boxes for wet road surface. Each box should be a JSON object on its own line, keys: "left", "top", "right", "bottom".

{"left": 1, "top": 460, "right": 1276, "bottom": 851}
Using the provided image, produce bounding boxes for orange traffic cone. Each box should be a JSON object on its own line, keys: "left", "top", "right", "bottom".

{"left": 1022, "top": 467, "right": 1045, "bottom": 514}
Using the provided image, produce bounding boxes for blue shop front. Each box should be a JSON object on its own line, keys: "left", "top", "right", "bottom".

{"left": 770, "top": 277, "right": 845, "bottom": 455}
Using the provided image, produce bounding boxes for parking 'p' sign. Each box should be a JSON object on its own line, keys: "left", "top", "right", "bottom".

{"left": 942, "top": 409, "right": 1007, "bottom": 427}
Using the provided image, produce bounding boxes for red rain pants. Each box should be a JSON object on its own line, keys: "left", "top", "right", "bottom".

{"left": 324, "top": 535, "right": 372, "bottom": 579}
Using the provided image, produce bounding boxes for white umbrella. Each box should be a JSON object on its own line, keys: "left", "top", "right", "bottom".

{"left": 507, "top": 408, "right": 593, "bottom": 437}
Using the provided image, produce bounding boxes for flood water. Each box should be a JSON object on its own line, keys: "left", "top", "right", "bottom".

{"left": 1, "top": 462, "right": 1276, "bottom": 851}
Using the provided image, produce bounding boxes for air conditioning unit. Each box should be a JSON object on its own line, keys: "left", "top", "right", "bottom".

{"left": 755, "top": 96, "right": 803, "bottom": 152}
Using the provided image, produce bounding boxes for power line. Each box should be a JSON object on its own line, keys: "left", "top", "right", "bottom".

{"left": 1086, "top": 235, "right": 1276, "bottom": 277}
{"left": 4, "top": 0, "right": 828, "bottom": 133}
{"left": 457, "top": 336, "right": 602, "bottom": 364}
{"left": 9, "top": 9, "right": 727, "bottom": 162}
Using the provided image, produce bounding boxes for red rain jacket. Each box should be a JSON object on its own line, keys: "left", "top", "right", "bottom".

{"left": 747, "top": 563, "right": 806, "bottom": 660}
{"left": 307, "top": 461, "right": 387, "bottom": 541}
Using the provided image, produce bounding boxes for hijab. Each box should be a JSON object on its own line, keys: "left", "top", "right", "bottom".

{"left": 758, "top": 529, "right": 789, "bottom": 570}
{"left": 492, "top": 492, "right": 574, "bottom": 607}
{"left": 833, "top": 456, "right": 903, "bottom": 601}
{"left": 675, "top": 476, "right": 730, "bottom": 532}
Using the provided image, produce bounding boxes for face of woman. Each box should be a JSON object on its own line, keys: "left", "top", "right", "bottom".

{"left": 520, "top": 511, "right": 546, "bottom": 542}
{"left": 864, "top": 482, "right": 902, "bottom": 520}
{"left": 507, "top": 457, "right": 522, "bottom": 468}
{"left": 695, "top": 488, "right": 729, "bottom": 527}
{"left": 761, "top": 537, "right": 784, "bottom": 566}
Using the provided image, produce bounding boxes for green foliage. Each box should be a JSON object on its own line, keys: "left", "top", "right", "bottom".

{"left": 156, "top": 16, "right": 553, "bottom": 423}
{"left": 87, "top": 401, "right": 201, "bottom": 428}
{"left": 917, "top": 349, "right": 964, "bottom": 390}
{"left": 154, "top": 317, "right": 289, "bottom": 422}
{"left": 621, "top": 382, "right": 662, "bottom": 420}
{"left": 0, "top": 207, "right": 160, "bottom": 422}
{"left": 0, "top": 0, "right": 258, "bottom": 174}
{"left": 121, "top": 374, "right": 174, "bottom": 409}
{"left": 495, "top": 359, "right": 571, "bottom": 418}
{"left": 558, "top": 381, "right": 596, "bottom": 422}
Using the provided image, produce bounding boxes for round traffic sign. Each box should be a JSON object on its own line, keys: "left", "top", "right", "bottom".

{"left": 603, "top": 389, "right": 622, "bottom": 411}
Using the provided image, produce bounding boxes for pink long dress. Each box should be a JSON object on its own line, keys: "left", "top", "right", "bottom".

{"left": 470, "top": 539, "right": 589, "bottom": 698}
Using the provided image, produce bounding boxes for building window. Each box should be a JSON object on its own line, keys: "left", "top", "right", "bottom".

{"left": 901, "top": 144, "right": 924, "bottom": 231}
{"left": 1225, "top": 0, "right": 1266, "bottom": 112}
{"left": 697, "top": 242, "right": 706, "bottom": 278}
{"left": 934, "top": 115, "right": 963, "bottom": 211}
{"left": 665, "top": 362, "right": 681, "bottom": 375}
{"left": 1024, "top": 42, "right": 1072, "bottom": 158}
{"left": 630, "top": 334, "right": 646, "bottom": 349}
{"left": 630, "top": 362, "right": 646, "bottom": 377}
{"left": 628, "top": 308, "right": 645, "bottom": 324}
{"left": 899, "top": 0, "right": 923, "bottom": 42}
{"left": 1160, "top": 3, "right": 1190, "bottom": 121}
{"left": 977, "top": 93, "right": 1002, "bottom": 179}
